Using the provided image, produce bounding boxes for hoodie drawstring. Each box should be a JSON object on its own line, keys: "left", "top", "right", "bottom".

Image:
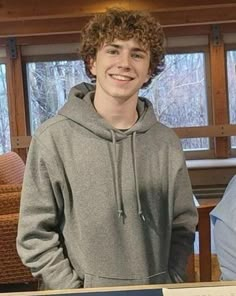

{"left": 110, "top": 130, "right": 145, "bottom": 222}
{"left": 132, "top": 132, "right": 145, "bottom": 222}
{"left": 111, "top": 130, "right": 124, "bottom": 218}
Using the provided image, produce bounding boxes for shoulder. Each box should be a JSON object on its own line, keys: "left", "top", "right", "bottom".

{"left": 30, "top": 114, "right": 71, "bottom": 156}
{"left": 151, "top": 121, "right": 182, "bottom": 149}
{"left": 34, "top": 115, "right": 68, "bottom": 138}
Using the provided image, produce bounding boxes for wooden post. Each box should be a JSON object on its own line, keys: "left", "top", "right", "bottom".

{"left": 209, "top": 24, "right": 230, "bottom": 158}
{"left": 6, "top": 39, "right": 28, "bottom": 162}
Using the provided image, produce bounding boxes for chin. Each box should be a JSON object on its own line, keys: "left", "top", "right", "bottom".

{"left": 111, "top": 92, "right": 135, "bottom": 100}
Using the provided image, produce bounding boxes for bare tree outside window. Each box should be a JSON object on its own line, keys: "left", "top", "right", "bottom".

{"left": 26, "top": 60, "right": 90, "bottom": 133}
{"left": 226, "top": 50, "right": 236, "bottom": 148}
{"left": 140, "top": 53, "right": 209, "bottom": 151}
{"left": 0, "top": 64, "right": 10, "bottom": 154}
{"left": 27, "top": 55, "right": 209, "bottom": 152}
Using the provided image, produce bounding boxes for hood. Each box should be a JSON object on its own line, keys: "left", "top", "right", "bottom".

{"left": 58, "top": 82, "right": 157, "bottom": 142}
{"left": 58, "top": 82, "right": 158, "bottom": 221}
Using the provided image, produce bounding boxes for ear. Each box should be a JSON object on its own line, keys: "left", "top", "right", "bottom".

{"left": 89, "top": 58, "right": 96, "bottom": 76}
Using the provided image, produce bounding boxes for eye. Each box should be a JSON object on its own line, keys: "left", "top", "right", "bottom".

{"left": 106, "top": 49, "right": 119, "bottom": 55}
{"left": 132, "top": 53, "right": 144, "bottom": 59}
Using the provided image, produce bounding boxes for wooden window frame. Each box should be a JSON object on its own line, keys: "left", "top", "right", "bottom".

{"left": 165, "top": 45, "right": 214, "bottom": 160}
{"left": 2, "top": 29, "right": 236, "bottom": 162}
{"left": 22, "top": 46, "right": 216, "bottom": 160}
{"left": 22, "top": 53, "right": 82, "bottom": 136}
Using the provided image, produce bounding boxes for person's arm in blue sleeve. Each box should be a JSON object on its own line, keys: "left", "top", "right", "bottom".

{"left": 213, "top": 218, "right": 236, "bottom": 280}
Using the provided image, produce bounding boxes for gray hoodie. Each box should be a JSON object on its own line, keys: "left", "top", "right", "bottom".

{"left": 17, "top": 83, "right": 198, "bottom": 290}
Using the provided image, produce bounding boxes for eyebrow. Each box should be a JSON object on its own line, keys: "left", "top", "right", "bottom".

{"left": 105, "top": 43, "right": 148, "bottom": 54}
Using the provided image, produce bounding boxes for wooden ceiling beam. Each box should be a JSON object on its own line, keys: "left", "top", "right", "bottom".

{"left": 0, "top": 2, "right": 236, "bottom": 37}
{"left": 0, "top": 0, "right": 236, "bottom": 21}
{"left": 0, "top": 17, "right": 90, "bottom": 38}
{"left": 0, "top": 0, "right": 124, "bottom": 21}
{"left": 153, "top": 6, "right": 236, "bottom": 27}
{"left": 2, "top": 24, "right": 235, "bottom": 45}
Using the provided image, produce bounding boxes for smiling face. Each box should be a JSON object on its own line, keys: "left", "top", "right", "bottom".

{"left": 90, "top": 39, "right": 151, "bottom": 103}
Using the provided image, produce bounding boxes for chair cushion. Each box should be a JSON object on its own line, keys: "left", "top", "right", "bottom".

{"left": 0, "top": 184, "right": 22, "bottom": 194}
{"left": 0, "top": 214, "right": 35, "bottom": 284}
{"left": 0, "top": 152, "right": 25, "bottom": 184}
{"left": 0, "top": 192, "right": 21, "bottom": 215}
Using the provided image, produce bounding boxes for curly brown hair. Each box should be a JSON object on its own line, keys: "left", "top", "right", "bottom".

{"left": 79, "top": 8, "right": 165, "bottom": 88}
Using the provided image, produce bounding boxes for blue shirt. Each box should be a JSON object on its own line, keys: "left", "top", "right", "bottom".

{"left": 210, "top": 175, "right": 236, "bottom": 280}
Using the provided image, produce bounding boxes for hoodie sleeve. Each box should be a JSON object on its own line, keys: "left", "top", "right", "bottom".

{"left": 168, "top": 150, "right": 198, "bottom": 282}
{"left": 16, "top": 136, "right": 82, "bottom": 290}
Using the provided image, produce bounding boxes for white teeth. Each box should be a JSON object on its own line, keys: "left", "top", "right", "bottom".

{"left": 111, "top": 74, "right": 132, "bottom": 81}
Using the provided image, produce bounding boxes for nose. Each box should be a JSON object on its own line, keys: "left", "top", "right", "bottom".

{"left": 117, "top": 52, "right": 131, "bottom": 70}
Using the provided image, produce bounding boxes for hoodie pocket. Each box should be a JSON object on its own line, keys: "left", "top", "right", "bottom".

{"left": 84, "top": 271, "right": 172, "bottom": 288}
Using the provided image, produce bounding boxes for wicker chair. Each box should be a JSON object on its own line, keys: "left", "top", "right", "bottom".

{"left": 0, "top": 151, "right": 25, "bottom": 186}
{"left": 0, "top": 152, "right": 37, "bottom": 288}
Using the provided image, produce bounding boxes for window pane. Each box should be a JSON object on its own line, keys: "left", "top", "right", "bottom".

{"left": 0, "top": 64, "right": 10, "bottom": 153}
{"left": 26, "top": 60, "right": 90, "bottom": 134}
{"left": 140, "top": 53, "right": 209, "bottom": 151}
{"left": 226, "top": 50, "right": 236, "bottom": 148}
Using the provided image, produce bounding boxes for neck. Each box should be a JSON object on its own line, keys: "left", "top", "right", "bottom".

{"left": 93, "top": 94, "right": 139, "bottom": 129}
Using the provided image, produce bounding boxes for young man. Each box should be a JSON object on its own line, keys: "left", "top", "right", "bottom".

{"left": 17, "top": 9, "right": 198, "bottom": 290}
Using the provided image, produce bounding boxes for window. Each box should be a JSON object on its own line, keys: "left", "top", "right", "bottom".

{"left": 0, "top": 63, "right": 10, "bottom": 153}
{"left": 226, "top": 50, "right": 236, "bottom": 148}
{"left": 26, "top": 59, "right": 90, "bottom": 134}
{"left": 140, "top": 52, "right": 209, "bottom": 151}
{"left": 23, "top": 42, "right": 211, "bottom": 156}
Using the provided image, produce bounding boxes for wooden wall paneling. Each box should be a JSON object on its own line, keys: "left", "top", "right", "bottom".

{"left": 164, "top": 25, "right": 211, "bottom": 37}
{"left": 0, "top": 24, "right": 235, "bottom": 46}
{"left": 6, "top": 43, "right": 28, "bottom": 162}
{"left": 1, "top": 1, "right": 236, "bottom": 37}
{"left": 0, "top": 34, "right": 82, "bottom": 47}
{"left": 153, "top": 6, "right": 236, "bottom": 28}
{"left": 0, "top": 17, "right": 90, "bottom": 38}
{"left": 165, "top": 23, "right": 236, "bottom": 38}
{"left": 0, "top": 0, "right": 235, "bottom": 21}
{"left": 17, "top": 34, "right": 82, "bottom": 46}
{"left": 209, "top": 25, "right": 230, "bottom": 158}
{"left": 189, "top": 167, "right": 236, "bottom": 188}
